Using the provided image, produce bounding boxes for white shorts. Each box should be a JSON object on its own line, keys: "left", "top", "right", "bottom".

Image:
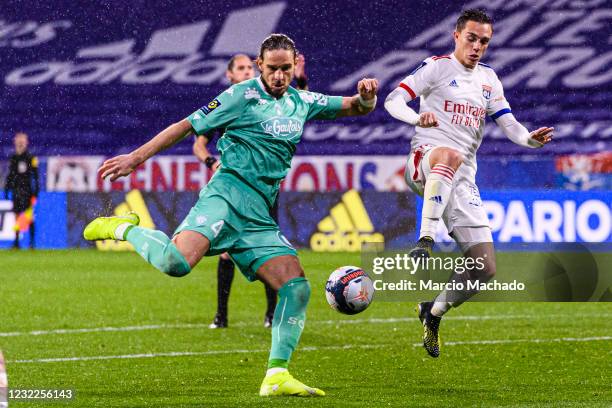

{"left": 405, "top": 144, "right": 492, "bottom": 248}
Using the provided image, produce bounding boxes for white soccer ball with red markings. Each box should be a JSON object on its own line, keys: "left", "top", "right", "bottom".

{"left": 325, "top": 266, "right": 374, "bottom": 315}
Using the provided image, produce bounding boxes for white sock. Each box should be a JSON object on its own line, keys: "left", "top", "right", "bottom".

{"left": 419, "top": 164, "right": 455, "bottom": 239}
{"left": 266, "top": 367, "right": 288, "bottom": 377}
{"left": 114, "top": 223, "right": 133, "bottom": 241}
{"left": 431, "top": 299, "right": 452, "bottom": 317}
{"left": 432, "top": 269, "right": 477, "bottom": 316}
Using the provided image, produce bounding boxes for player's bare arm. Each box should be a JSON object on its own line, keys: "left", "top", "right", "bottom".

{"left": 99, "top": 118, "right": 193, "bottom": 181}
{"left": 193, "top": 135, "right": 221, "bottom": 171}
{"left": 192, "top": 136, "right": 210, "bottom": 163}
{"left": 337, "top": 78, "right": 379, "bottom": 117}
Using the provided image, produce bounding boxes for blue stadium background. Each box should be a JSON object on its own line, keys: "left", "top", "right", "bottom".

{"left": 0, "top": 0, "right": 610, "bottom": 248}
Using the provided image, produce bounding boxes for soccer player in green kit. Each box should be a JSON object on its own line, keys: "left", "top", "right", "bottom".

{"left": 84, "top": 34, "right": 378, "bottom": 397}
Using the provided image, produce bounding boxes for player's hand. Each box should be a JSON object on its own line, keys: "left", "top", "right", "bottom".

{"left": 418, "top": 112, "right": 439, "bottom": 128}
{"left": 98, "top": 154, "right": 139, "bottom": 181}
{"left": 528, "top": 127, "right": 553, "bottom": 147}
{"left": 357, "top": 78, "right": 379, "bottom": 101}
{"left": 295, "top": 54, "right": 306, "bottom": 80}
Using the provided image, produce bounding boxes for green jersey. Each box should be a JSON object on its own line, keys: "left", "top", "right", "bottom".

{"left": 187, "top": 77, "right": 343, "bottom": 205}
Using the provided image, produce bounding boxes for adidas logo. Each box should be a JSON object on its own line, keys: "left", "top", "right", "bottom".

{"left": 6, "top": 2, "right": 286, "bottom": 86}
{"left": 310, "top": 189, "right": 384, "bottom": 252}
{"left": 429, "top": 195, "right": 443, "bottom": 204}
{"left": 95, "top": 190, "right": 155, "bottom": 252}
{"left": 449, "top": 80, "right": 458, "bottom": 87}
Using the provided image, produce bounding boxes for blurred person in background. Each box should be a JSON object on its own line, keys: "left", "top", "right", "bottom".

{"left": 4, "top": 132, "right": 39, "bottom": 249}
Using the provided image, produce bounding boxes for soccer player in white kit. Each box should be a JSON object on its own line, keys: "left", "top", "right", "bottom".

{"left": 384, "top": 9, "right": 553, "bottom": 357}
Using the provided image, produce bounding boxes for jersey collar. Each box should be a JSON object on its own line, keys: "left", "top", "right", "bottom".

{"left": 451, "top": 53, "right": 476, "bottom": 74}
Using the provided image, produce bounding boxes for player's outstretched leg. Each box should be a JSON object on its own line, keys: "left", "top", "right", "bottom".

{"left": 416, "top": 234, "right": 496, "bottom": 357}
{"left": 257, "top": 256, "right": 324, "bottom": 397}
{"left": 410, "top": 147, "right": 462, "bottom": 259}
{"left": 416, "top": 301, "right": 442, "bottom": 358}
{"left": 210, "top": 255, "right": 234, "bottom": 329}
{"left": 83, "top": 212, "right": 192, "bottom": 277}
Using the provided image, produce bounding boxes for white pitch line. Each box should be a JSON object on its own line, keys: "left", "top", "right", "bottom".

{"left": 2, "top": 314, "right": 609, "bottom": 338}
{"left": 12, "top": 349, "right": 260, "bottom": 364}
{"left": 440, "top": 337, "right": 612, "bottom": 346}
{"left": 0, "top": 323, "right": 210, "bottom": 338}
{"left": 10, "top": 336, "right": 612, "bottom": 364}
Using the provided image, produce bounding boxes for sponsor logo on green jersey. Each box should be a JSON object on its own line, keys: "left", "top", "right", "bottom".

{"left": 261, "top": 117, "right": 303, "bottom": 139}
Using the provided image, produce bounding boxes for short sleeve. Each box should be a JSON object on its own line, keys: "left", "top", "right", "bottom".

{"left": 397, "top": 58, "right": 437, "bottom": 100}
{"left": 487, "top": 76, "right": 512, "bottom": 120}
{"left": 187, "top": 85, "right": 245, "bottom": 135}
{"left": 299, "top": 91, "right": 344, "bottom": 121}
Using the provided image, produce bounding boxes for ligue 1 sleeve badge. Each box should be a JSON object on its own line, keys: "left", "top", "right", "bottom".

{"left": 482, "top": 84, "right": 492, "bottom": 100}
{"left": 200, "top": 98, "right": 222, "bottom": 115}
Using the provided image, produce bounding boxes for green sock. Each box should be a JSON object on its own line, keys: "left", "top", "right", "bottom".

{"left": 125, "top": 226, "right": 191, "bottom": 277}
{"left": 268, "top": 359, "right": 288, "bottom": 369}
{"left": 268, "top": 277, "right": 310, "bottom": 368}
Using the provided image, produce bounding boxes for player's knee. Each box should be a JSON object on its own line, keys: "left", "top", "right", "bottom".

{"left": 431, "top": 147, "right": 463, "bottom": 171}
{"left": 444, "top": 149, "right": 463, "bottom": 169}
{"left": 160, "top": 259, "right": 191, "bottom": 277}
{"left": 160, "top": 245, "right": 192, "bottom": 277}
{"left": 258, "top": 255, "right": 305, "bottom": 290}
{"left": 277, "top": 257, "right": 305, "bottom": 281}
{"left": 478, "top": 258, "right": 496, "bottom": 281}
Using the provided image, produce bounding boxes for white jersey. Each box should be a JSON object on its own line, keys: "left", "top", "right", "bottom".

{"left": 398, "top": 53, "right": 511, "bottom": 180}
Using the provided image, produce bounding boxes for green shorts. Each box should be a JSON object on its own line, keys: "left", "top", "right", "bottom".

{"left": 174, "top": 169, "right": 296, "bottom": 281}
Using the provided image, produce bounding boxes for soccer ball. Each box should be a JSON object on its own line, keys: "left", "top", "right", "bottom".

{"left": 325, "top": 266, "right": 374, "bottom": 315}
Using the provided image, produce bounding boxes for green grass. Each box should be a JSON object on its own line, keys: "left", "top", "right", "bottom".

{"left": 1, "top": 250, "right": 610, "bottom": 407}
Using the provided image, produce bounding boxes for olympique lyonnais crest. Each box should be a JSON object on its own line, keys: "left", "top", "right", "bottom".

{"left": 482, "top": 85, "right": 492, "bottom": 100}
